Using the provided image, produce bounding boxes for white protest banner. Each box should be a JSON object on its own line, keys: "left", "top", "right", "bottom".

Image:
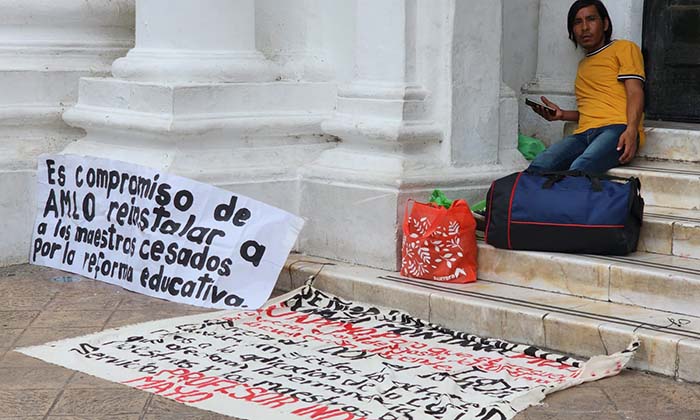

{"left": 30, "top": 154, "right": 304, "bottom": 309}
{"left": 19, "top": 287, "right": 638, "bottom": 420}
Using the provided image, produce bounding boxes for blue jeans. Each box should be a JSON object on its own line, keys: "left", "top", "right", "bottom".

{"left": 528, "top": 124, "right": 630, "bottom": 174}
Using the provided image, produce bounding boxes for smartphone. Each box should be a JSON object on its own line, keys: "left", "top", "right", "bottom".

{"left": 525, "top": 98, "right": 556, "bottom": 115}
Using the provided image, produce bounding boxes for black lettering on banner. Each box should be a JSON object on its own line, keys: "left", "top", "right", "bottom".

{"left": 75, "top": 165, "right": 83, "bottom": 187}
{"left": 240, "top": 240, "right": 265, "bottom": 267}
{"left": 214, "top": 196, "right": 251, "bottom": 227}
{"left": 173, "top": 190, "right": 194, "bottom": 211}
{"left": 46, "top": 159, "right": 65, "bottom": 186}
{"left": 58, "top": 189, "right": 76, "bottom": 219}
{"left": 46, "top": 159, "right": 56, "bottom": 184}
{"left": 69, "top": 343, "right": 99, "bottom": 355}
{"left": 43, "top": 189, "right": 57, "bottom": 218}
{"left": 478, "top": 408, "right": 507, "bottom": 420}
{"left": 36, "top": 157, "right": 298, "bottom": 317}
{"left": 83, "top": 192, "right": 95, "bottom": 222}
{"left": 156, "top": 182, "right": 171, "bottom": 206}
{"left": 32, "top": 285, "right": 593, "bottom": 420}
{"left": 138, "top": 363, "right": 159, "bottom": 374}
{"left": 53, "top": 219, "right": 71, "bottom": 241}
{"left": 61, "top": 241, "right": 76, "bottom": 264}
{"left": 138, "top": 266, "right": 245, "bottom": 307}
{"left": 86, "top": 167, "right": 95, "bottom": 186}
{"left": 32, "top": 237, "right": 62, "bottom": 262}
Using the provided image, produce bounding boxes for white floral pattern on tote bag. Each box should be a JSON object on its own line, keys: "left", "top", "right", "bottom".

{"left": 402, "top": 215, "right": 464, "bottom": 278}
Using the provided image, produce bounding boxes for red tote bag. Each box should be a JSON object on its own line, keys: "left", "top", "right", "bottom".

{"left": 401, "top": 199, "right": 478, "bottom": 283}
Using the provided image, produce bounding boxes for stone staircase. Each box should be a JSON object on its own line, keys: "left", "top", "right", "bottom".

{"left": 280, "top": 121, "right": 700, "bottom": 383}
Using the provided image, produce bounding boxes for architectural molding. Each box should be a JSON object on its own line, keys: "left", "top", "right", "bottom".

{"left": 0, "top": 0, "right": 134, "bottom": 266}
{"left": 299, "top": 0, "right": 514, "bottom": 270}
{"left": 63, "top": 0, "right": 337, "bottom": 220}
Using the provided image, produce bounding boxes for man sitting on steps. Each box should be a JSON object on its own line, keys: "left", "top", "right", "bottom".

{"left": 527, "top": 0, "right": 646, "bottom": 175}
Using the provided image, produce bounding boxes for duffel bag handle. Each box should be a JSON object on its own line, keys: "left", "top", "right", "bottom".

{"left": 532, "top": 168, "right": 636, "bottom": 183}
{"left": 540, "top": 170, "right": 603, "bottom": 192}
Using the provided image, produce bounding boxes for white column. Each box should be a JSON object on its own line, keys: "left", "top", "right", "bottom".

{"left": 63, "top": 0, "right": 336, "bottom": 215}
{"left": 112, "top": 0, "right": 273, "bottom": 83}
{"left": 0, "top": 0, "right": 133, "bottom": 72}
{"left": 0, "top": 0, "right": 134, "bottom": 266}
{"left": 321, "top": 0, "right": 440, "bottom": 158}
{"left": 256, "top": 0, "right": 333, "bottom": 82}
{"left": 450, "top": 0, "right": 503, "bottom": 166}
{"left": 299, "top": 0, "right": 505, "bottom": 270}
{"left": 0, "top": 0, "right": 134, "bottom": 166}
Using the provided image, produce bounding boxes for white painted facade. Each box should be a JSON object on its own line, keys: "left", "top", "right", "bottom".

{"left": 0, "top": 0, "right": 646, "bottom": 270}
{"left": 0, "top": 0, "right": 134, "bottom": 265}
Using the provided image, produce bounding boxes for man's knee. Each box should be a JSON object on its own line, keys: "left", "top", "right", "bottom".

{"left": 527, "top": 154, "right": 553, "bottom": 173}
{"left": 569, "top": 154, "right": 620, "bottom": 174}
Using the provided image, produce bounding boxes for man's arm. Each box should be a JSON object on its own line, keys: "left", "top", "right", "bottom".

{"left": 617, "top": 79, "right": 644, "bottom": 164}
{"left": 536, "top": 96, "right": 580, "bottom": 122}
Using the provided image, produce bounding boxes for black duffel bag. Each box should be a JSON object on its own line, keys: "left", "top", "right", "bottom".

{"left": 484, "top": 170, "right": 644, "bottom": 255}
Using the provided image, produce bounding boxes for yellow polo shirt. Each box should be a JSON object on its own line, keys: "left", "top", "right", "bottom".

{"left": 574, "top": 40, "right": 646, "bottom": 146}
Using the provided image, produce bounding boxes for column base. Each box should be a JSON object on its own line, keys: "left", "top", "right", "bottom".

{"left": 111, "top": 50, "right": 277, "bottom": 83}
{"left": 272, "top": 51, "right": 334, "bottom": 82}
{"left": 61, "top": 77, "right": 338, "bottom": 214}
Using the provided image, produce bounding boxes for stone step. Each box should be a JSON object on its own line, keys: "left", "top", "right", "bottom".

{"left": 485, "top": 205, "right": 700, "bottom": 260}
{"left": 641, "top": 206, "right": 700, "bottom": 259}
{"left": 278, "top": 254, "right": 700, "bottom": 382}
{"left": 641, "top": 121, "right": 700, "bottom": 163}
{"left": 478, "top": 241, "right": 700, "bottom": 318}
{"left": 609, "top": 159, "right": 700, "bottom": 210}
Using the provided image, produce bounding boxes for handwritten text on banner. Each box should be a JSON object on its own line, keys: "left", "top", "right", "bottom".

{"left": 19, "top": 287, "right": 638, "bottom": 420}
{"left": 30, "top": 154, "right": 304, "bottom": 309}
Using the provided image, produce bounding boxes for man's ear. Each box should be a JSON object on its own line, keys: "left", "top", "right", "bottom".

{"left": 604, "top": 18, "right": 610, "bottom": 32}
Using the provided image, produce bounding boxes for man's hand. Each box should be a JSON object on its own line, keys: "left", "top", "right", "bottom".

{"left": 617, "top": 128, "right": 638, "bottom": 164}
{"left": 532, "top": 96, "right": 564, "bottom": 121}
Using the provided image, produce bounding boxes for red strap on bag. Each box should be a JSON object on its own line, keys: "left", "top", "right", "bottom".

{"left": 401, "top": 199, "right": 478, "bottom": 283}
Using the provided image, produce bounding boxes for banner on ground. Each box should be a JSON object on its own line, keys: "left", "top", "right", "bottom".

{"left": 30, "top": 154, "right": 304, "bottom": 309}
{"left": 18, "top": 287, "right": 638, "bottom": 420}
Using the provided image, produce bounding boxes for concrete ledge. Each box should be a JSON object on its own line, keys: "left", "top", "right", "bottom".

{"left": 478, "top": 243, "right": 700, "bottom": 318}
{"left": 611, "top": 160, "right": 700, "bottom": 211}
{"left": 642, "top": 124, "right": 700, "bottom": 163}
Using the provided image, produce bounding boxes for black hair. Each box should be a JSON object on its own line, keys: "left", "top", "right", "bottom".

{"left": 567, "top": 0, "right": 613, "bottom": 48}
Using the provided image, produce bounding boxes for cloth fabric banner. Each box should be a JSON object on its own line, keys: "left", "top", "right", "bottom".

{"left": 18, "top": 287, "right": 638, "bottom": 420}
{"left": 30, "top": 154, "right": 304, "bottom": 309}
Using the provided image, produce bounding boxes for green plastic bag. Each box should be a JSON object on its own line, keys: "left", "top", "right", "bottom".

{"left": 429, "top": 189, "right": 453, "bottom": 209}
{"left": 518, "top": 134, "right": 547, "bottom": 161}
{"left": 470, "top": 199, "right": 486, "bottom": 214}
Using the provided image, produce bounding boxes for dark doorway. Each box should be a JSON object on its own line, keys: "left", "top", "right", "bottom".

{"left": 643, "top": 0, "right": 700, "bottom": 122}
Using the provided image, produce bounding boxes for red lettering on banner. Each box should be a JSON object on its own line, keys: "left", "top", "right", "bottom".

{"left": 253, "top": 306, "right": 581, "bottom": 381}
{"left": 291, "top": 404, "right": 367, "bottom": 420}
{"left": 509, "top": 353, "right": 579, "bottom": 372}
{"left": 452, "top": 356, "right": 576, "bottom": 384}
{"left": 162, "top": 385, "right": 212, "bottom": 403}
{"left": 264, "top": 306, "right": 344, "bottom": 328}
{"left": 122, "top": 369, "right": 298, "bottom": 407}
{"left": 264, "top": 304, "right": 297, "bottom": 318}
